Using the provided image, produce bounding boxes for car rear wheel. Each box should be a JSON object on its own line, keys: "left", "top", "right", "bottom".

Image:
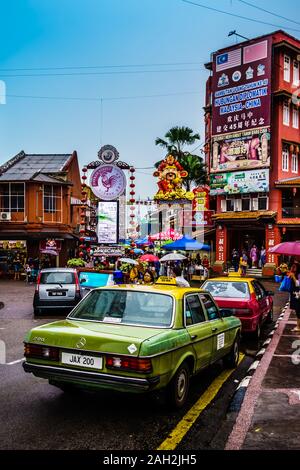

{"left": 223, "top": 335, "right": 240, "bottom": 368}
{"left": 167, "top": 362, "right": 190, "bottom": 409}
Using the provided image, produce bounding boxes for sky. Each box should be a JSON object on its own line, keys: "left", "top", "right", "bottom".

{"left": 1, "top": 0, "right": 300, "bottom": 199}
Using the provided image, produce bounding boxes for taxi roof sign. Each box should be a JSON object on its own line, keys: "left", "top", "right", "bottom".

{"left": 155, "top": 276, "right": 177, "bottom": 285}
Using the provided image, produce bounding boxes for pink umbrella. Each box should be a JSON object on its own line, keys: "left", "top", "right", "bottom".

{"left": 269, "top": 241, "right": 300, "bottom": 256}
{"left": 139, "top": 254, "right": 159, "bottom": 262}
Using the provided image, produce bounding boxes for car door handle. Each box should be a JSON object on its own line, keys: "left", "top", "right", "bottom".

{"left": 190, "top": 335, "right": 197, "bottom": 340}
{"left": 212, "top": 327, "right": 218, "bottom": 332}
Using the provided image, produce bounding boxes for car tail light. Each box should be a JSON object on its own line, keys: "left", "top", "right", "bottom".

{"left": 24, "top": 343, "right": 59, "bottom": 361}
{"left": 75, "top": 273, "right": 80, "bottom": 294}
{"left": 35, "top": 272, "right": 42, "bottom": 293}
{"left": 106, "top": 355, "right": 152, "bottom": 373}
{"left": 234, "top": 308, "right": 252, "bottom": 317}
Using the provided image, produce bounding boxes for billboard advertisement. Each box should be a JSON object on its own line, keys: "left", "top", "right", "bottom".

{"left": 211, "top": 37, "right": 272, "bottom": 173}
{"left": 210, "top": 168, "right": 269, "bottom": 195}
{"left": 211, "top": 127, "right": 270, "bottom": 173}
{"left": 97, "top": 201, "right": 118, "bottom": 244}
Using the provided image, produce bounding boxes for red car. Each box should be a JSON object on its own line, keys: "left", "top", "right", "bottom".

{"left": 202, "top": 276, "right": 274, "bottom": 338}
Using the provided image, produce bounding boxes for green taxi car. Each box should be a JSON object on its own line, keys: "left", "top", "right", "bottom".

{"left": 23, "top": 284, "right": 241, "bottom": 408}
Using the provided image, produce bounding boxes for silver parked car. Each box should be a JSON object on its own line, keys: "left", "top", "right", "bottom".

{"left": 33, "top": 268, "right": 82, "bottom": 316}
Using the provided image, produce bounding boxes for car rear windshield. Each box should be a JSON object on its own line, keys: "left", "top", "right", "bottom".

{"left": 69, "top": 290, "right": 174, "bottom": 327}
{"left": 203, "top": 281, "right": 250, "bottom": 299}
{"left": 40, "top": 272, "right": 75, "bottom": 285}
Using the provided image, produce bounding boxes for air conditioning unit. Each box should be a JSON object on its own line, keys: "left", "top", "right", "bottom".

{"left": 0, "top": 212, "right": 11, "bottom": 221}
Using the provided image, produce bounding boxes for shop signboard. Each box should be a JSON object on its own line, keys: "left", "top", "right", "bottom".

{"left": 93, "top": 245, "right": 125, "bottom": 257}
{"left": 0, "top": 240, "right": 26, "bottom": 249}
{"left": 97, "top": 201, "right": 118, "bottom": 244}
{"left": 210, "top": 168, "right": 269, "bottom": 195}
{"left": 40, "top": 239, "right": 62, "bottom": 252}
{"left": 211, "top": 36, "right": 272, "bottom": 173}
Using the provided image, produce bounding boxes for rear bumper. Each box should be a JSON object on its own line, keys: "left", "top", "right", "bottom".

{"left": 238, "top": 314, "right": 260, "bottom": 333}
{"left": 33, "top": 294, "right": 80, "bottom": 310}
{"left": 23, "top": 361, "right": 160, "bottom": 392}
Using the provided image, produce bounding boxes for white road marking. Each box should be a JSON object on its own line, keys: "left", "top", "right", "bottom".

{"left": 247, "top": 360, "right": 260, "bottom": 371}
{"left": 7, "top": 358, "right": 24, "bottom": 365}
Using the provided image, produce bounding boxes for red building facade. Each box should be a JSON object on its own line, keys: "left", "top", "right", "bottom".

{"left": 205, "top": 30, "right": 300, "bottom": 274}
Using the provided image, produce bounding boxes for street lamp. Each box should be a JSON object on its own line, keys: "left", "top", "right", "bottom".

{"left": 228, "top": 30, "right": 249, "bottom": 41}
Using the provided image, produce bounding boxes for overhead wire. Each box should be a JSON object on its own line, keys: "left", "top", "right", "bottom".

{"left": 237, "top": 0, "right": 300, "bottom": 26}
{"left": 180, "top": 0, "right": 300, "bottom": 32}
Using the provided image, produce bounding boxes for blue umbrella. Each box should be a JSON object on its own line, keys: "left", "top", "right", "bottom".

{"left": 162, "top": 235, "right": 210, "bottom": 251}
{"left": 133, "top": 248, "right": 144, "bottom": 254}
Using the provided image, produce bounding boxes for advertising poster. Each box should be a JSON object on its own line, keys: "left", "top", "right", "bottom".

{"left": 211, "top": 36, "right": 272, "bottom": 174}
{"left": 97, "top": 201, "right": 118, "bottom": 244}
{"left": 211, "top": 128, "right": 270, "bottom": 173}
{"left": 210, "top": 168, "right": 269, "bottom": 195}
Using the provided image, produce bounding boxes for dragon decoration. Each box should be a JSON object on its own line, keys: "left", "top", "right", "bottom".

{"left": 153, "top": 155, "right": 194, "bottom": 201}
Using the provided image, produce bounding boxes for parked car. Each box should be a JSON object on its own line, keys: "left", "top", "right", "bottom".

{"left": 33, "top": 268, "right": 82, "bottom": 316}
{"left": 202, "top": 275, "right": 274, "bottom": 338}
{"left": 24, "top": 284, "right": 241, "bottom": 408}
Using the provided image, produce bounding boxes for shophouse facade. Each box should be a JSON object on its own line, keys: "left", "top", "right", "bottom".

{"left": 205, "top": 30, "right": 300, "bottom": 274}
{"left": 0, "top": 151, "right": 82, "bottom": 272}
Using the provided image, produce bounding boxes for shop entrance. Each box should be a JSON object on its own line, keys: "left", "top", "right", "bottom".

{"left": 228, "top": 227, "right": 265, "bottom": 267}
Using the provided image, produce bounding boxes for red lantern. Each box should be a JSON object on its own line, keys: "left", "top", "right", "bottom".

{"left": 79, "top": 237, "right": 85, "bottom": 242}
{"left": 130, "top": 184, "right": 135, "bottom": 188}
{"left": 130, "top": 176, "right": 135, "bottom": 181}
{"left": 130, "top": 191, "right": 135, "bottom": 195}
{"left": 82, "top": 167, "right": 87, "bottom": 173}
{"left": 79, "top": 251, "right": 84, "bottom": 257}
{"left": 130, "top": 167, "right": 135, "bottom": 173}
{"left": 82, "top": 175, "right": 87, "bottom": 180}
{"left": 130, "top": 198, "right": 135, "bottom": 203}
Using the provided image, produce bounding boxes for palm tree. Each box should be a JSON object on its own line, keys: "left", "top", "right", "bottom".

{"left": 154, "top": 126, "right": 207, "bottom": 190}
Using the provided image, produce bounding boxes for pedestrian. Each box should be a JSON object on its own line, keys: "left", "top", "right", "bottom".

{"left": 250, "top": 244, "right": 258, "bottom": 268}
{"left": 232, "top": 248, "right": 240, "bottom": 272}
{"left": 239, "top": 251, "right": 248, "bottom": 276}
{"left": 172, "top": 266, "right": 190, "bottom": 287}
{"left": 260, "top": 246, "right": 266, "bottom": 268}
{"left": 288, "top": 263, "right": 300, "bottom": 332}
{"left": 13, "top": 255, "right": 21, "bottom": 281}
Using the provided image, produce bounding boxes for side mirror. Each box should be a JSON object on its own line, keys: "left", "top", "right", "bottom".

{"left": 220, "top": 308, "right": 232, "bottom": 318}
{"left": 80, "top": 278, "right": 86, "bottom": 284}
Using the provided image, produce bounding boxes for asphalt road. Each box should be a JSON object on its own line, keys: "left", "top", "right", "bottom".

{"left": 0, "top": 279, "right": 288, "bottom": 450}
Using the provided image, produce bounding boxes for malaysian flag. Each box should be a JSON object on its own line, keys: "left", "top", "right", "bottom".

{"left": 216, "top": 48, "right": 241, "bottom": 71}
{"left": 243, "top": 40, "right": 268, "bottom": 64}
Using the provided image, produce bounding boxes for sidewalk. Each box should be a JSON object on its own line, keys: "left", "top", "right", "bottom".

{"left": 226, "top": 303, "right": 300, "bottom": 450}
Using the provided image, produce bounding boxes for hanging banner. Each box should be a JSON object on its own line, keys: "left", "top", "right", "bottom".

{"left": 97, "top": 201, "right": 118, "bottom": 244}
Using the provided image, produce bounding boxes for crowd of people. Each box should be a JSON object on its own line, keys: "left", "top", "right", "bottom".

{"left": 231, "top": 245, "right": 266, "bottom": 275}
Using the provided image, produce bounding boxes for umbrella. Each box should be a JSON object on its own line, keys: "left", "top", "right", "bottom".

{"left": 133, "top": 248, "right": 144, "bottom": 255}
{"left": 160, "top": 253, "right": 187, "bottom": 262}
{"left": 139, "top": 254, "right": 159, "bottom": 262}
{"left": 119, "top": 258, "right": 138, "bottom": 265}
{"left": 40, "top": 249, "right": 58, "bottom": 256}
{"left": 162, "top": 235, "right": 210, "bottom": 251}
{"left": 269, "top": 241, "right": 300, "bottom": 256}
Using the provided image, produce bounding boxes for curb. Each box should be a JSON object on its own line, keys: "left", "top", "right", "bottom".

{"left": 228, "top": 301, "right": 289, "bottom": 412}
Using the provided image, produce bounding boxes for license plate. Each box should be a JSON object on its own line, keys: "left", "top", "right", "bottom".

{"left": 61, "top": 352, "right": 102, "bottom": 369}
{"left": 49, "top": 291, "right": 65, "bottom": 296}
